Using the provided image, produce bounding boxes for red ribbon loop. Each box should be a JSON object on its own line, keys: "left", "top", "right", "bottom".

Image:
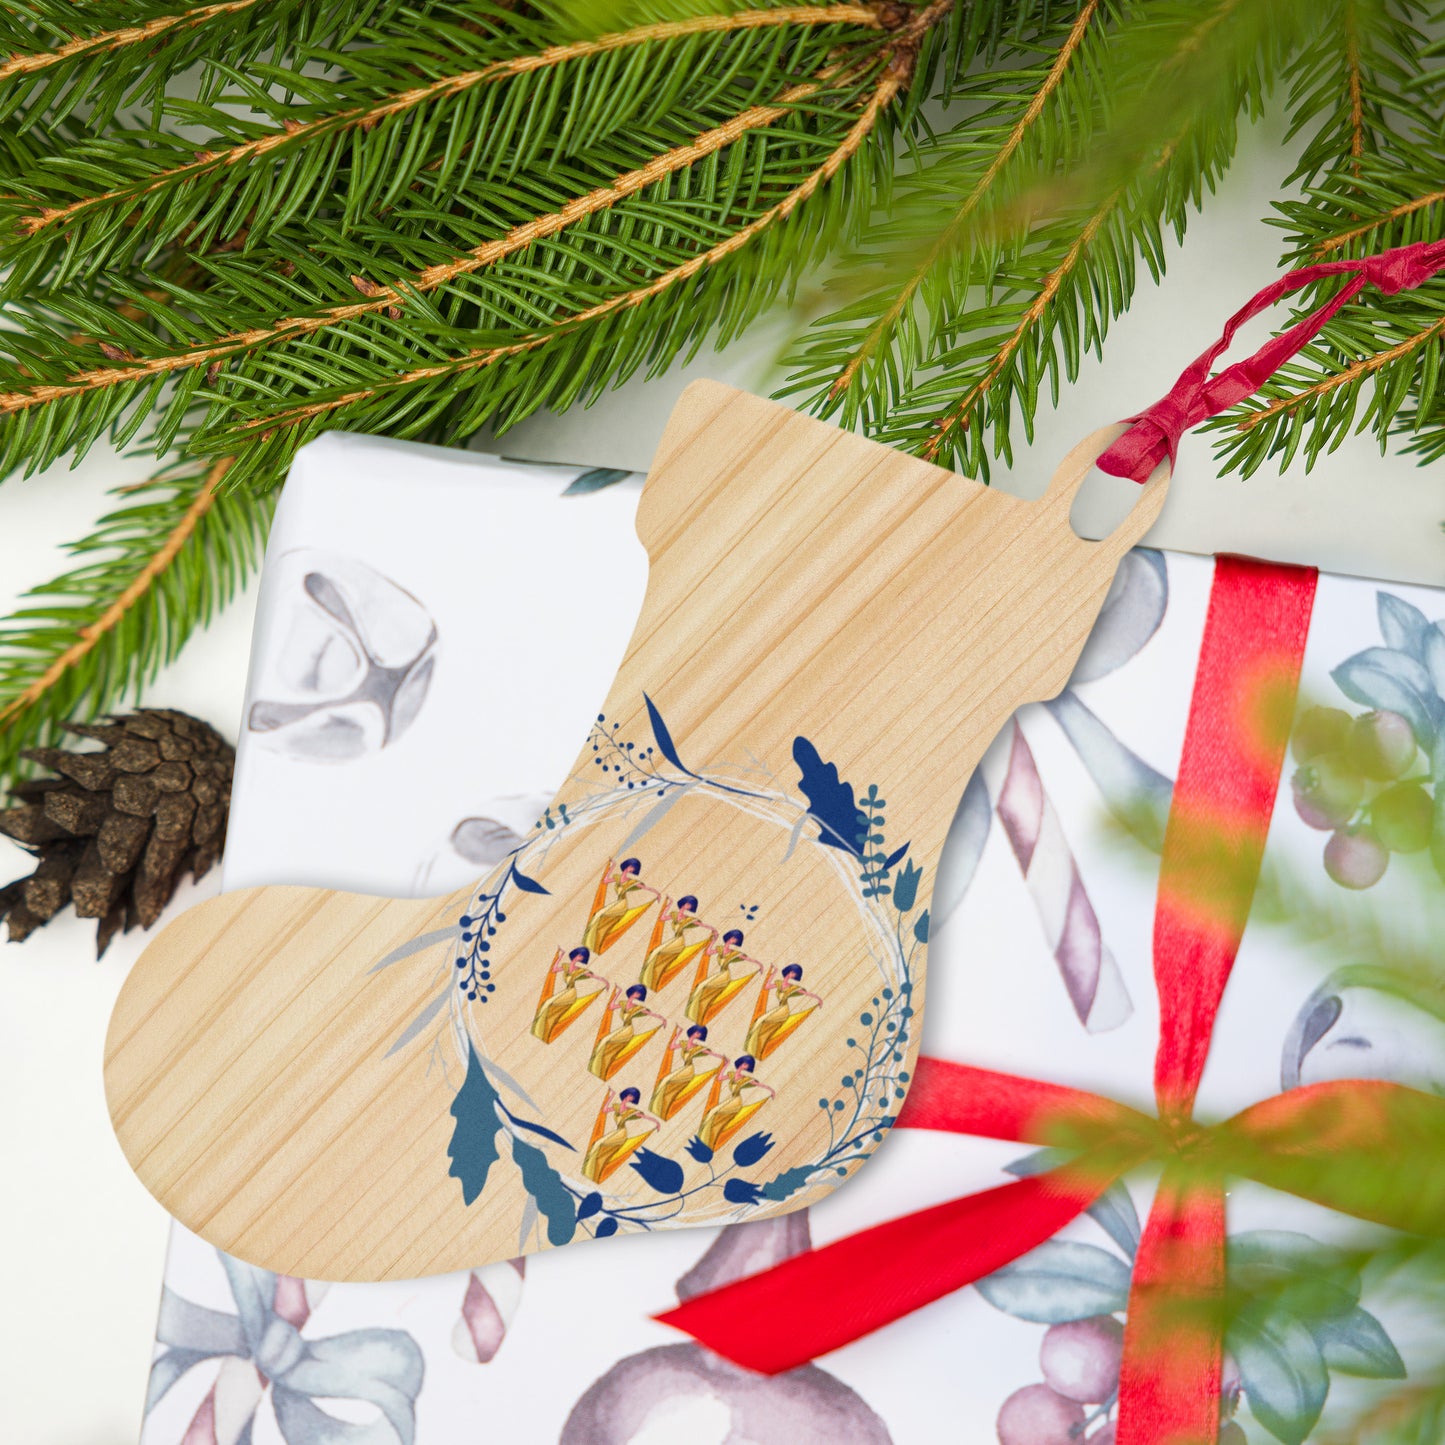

{"left": 1098, "top": 239, "right": 1445, "bottom": 482}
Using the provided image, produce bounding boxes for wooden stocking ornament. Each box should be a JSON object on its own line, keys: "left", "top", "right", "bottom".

{"left": 105, "top": 381, "right": 1167, "bottom": 1281}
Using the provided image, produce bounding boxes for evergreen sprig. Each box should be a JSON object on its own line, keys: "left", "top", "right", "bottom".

{"left": 0, "top": 0, "right": 1442, "bottom": 793}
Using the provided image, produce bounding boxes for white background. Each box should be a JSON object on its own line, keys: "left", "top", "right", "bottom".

{"left": 1, "top": 108, "right": 1442, "bottom": 1444}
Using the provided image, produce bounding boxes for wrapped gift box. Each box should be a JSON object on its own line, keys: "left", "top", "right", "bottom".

{"left": 141, "top": 432, "right": 1440, "bottom": 1445}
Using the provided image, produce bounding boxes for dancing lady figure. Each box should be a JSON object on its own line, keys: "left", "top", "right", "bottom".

{"left": 744, "top": 964, "right": 822, "bottom": 1061}
{"left": 589, "top": 983, "right": 664, "bottom": 1080}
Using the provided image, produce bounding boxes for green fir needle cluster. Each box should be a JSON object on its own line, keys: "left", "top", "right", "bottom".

{"left": 0, "top": 0, "right": 1443, "bottom": 790}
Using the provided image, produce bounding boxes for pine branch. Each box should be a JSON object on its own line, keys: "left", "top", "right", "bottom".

{"left": 0, "top": 4, "right": 883, "bottom": 290}
{"left": 215, "top": 62, "right": 906, "bottom": 455}
{"left": 0, "top": 457, "right": 270, "bottom": 791}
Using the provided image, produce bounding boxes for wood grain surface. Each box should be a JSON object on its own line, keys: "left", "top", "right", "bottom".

{"left": 105, "top": 381, "right": 1168, "bottom": 1280}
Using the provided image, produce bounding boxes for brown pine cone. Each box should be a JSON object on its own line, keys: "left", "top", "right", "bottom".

{"left": 0, "top": 709, "right": 233, "bottom": 957}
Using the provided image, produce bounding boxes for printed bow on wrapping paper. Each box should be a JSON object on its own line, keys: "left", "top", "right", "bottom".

{"left": 664, "top": 556, "right": 1445, "bottom": 1445}
{"left": 147, "top": 1251, "right": 424, "bottom": 1445}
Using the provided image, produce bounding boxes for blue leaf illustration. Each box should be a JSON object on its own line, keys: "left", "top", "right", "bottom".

{"left": 1005, "top": 1149, "right": 1139, "bottom": 1258}
{"left": 1230, "top": 1305, "right": 1328, "bottom": 1445}
{"left": 723, "top": 1177, "right": 765, "bottom": 1205}
{"left": 644, "top": 693, "right": 691, "bottom": 775}
{"left": 1332, "top": 648, "right": 1440, "bottom": 747}
{"left": 510, "top": 1136, "right": 577, "bottom": 1246}
{"left": 563, "top": 467, "right": 630, "bottom": 496}
{"left": 1312, "top": 1307, "right": 1406, "bottom": 1380}
{"left": 1377, "top": 591, "right": 1430, "bottom": 660}
{"left": 914, "top": 909, "right": 929, "bottom": 943}
{"left": 576, "top": 1191, "right": 603, "bottom": 1220}
{"left": 762, "top": 1164, "right": 818, "bottom": 1202}
{"left": 1425, "top": 622, "right": 1445, "bottom": 698}
{"left": 630, "top": 1147, "right": 685, "bottom": 1194}
{"left": 510, "top": 863, "right": 550, "bottom": 896}
{"left": 892, "top": 858, "right": 923, "bottom": 913}
{"left": 976, "top": 1241, "right": 1131, "bottom": 1323}
{"left": 594, "top": 1216, "right": 620, "bottom": 1237}
{"left": 731, "top": 1131, "right": 775, "bottom": 1168}
{"left": 794, "top": 736, "right": 865, "bottom": 854}
{"left": 447, "top": 1047, "right": 502, "bottom": 1206}
{"left": 498, "top": 1102, "right": 575, "bottom": 1150}
{"left": 685, "top": 1136, "right": 714, "bottom": 1163}
{"left": 884, "top": 841, "right": 911, "bottom": 869}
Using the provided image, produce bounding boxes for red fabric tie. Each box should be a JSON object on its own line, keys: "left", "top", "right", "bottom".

{"left": 1096, "top": 238, "right": 1445, "bottom": 482}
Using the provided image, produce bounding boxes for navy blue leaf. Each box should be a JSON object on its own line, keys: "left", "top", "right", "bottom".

{"left": 723, "top": 1177, "right": 765, "bottom": 1205}
{"left": 884, "top": 841, "right": 911, "bottom": 869}
{"left": 563, "top": 467, "right": 630, "bottom": 497}
{"left": 892, "top": 858, "right": 923, "bottom": 913}
{"left": 447, "top": 1047, "right": 502, "bottom": 1206}
{"left": 498, "top": 1102, "right": 575, "bottom": 1150}
{"left": 1377, "top": 592, "right": 1430, "bottom": 660}
{"left": 594, "top": 1216, "right": 620, "bottom": 1238}
{"left": 793, "top": 736, "right": 865, "bottom": 854}
{"left": 731, "top": 1131, "right": 775, "bottom": 1167}
{"left": 685, "top": 1136, "right": 714, "bottom": 1163}
{"left": 576, "top": 1191, "right": 603, "bottom": 1220}
{"left": 644, "top": 693, "right": 691, "bottom": 775}
{"left": 509, "top": 863, "right": 550, "bottom": 896}
{"left": 1332, "top": 648, "right": 1439, "bottom": 747}
{"left": 630, "top": 1147, "right": 685, "bottom": 1194}
{"left": 510, "top": 1136, "right": 577, "bottom": 1246}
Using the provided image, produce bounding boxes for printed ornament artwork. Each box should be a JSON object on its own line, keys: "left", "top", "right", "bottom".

{"left": 104, "top": 380, "right": 1166, "bottom": 1281}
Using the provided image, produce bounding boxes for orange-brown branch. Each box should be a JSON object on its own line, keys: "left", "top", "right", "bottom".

{"left": 233, "top": 72, "right": 904, "bottom": 440}
{"left": 15, "top": 6, "right": 880, "bottom": 239}
{"left": 1343, "top": 0, "right": 1366, "bottom": 174}
{"left": 1234, "top": 318, "right": 1445, "bottom": 432}
{"left": 0, "top": 79, "right": 835, "bottom": 417}
{"left": 0, "top": 0, "right": 262, "bottom": 82}
{"left": 828, "top": 0, "right": 1101, "bottom": 401}
{"left": 920, "top": 194, "right": 1119, "bottom": 461}
{"left": 1313, "top": 189, "right": 1445, "bottom": 255}
{"left": 0, "top": 458, "right": 233, "bottom": 730}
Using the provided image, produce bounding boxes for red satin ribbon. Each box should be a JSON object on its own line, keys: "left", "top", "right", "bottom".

{"left": 1096, "top": 238, "right": 1445, "bottom": 483}
{"left": 660, "top": 557, "right": 1445, "bottom": 1442}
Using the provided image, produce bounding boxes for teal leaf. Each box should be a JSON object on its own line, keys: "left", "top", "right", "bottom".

{"left": 1332, "top": 648, "right": 1439, "bottom": 747}
{"left": 762, "top": 1163, "right": 818, "bottom": 1202}
{"left": 1232, "top": 1306, "right": 1329, "bottom": 1445}
{"left": 1377, "top": 592, "right": 1430, "bottom": 660}
{"left": 448, "top": 1047, "right": 502, "bottom": 1206}
{"left": 563, "top": 467, "right": 630, "bottom": 496}
{"left": 510, "top": 1136, "right": 577, "bottom": 1247}
{"left": 914, "top": 909, "right": 930, "bottom": 943}
{"left": 976, "top": 1241, "right": 1131, "bottom": 1324}
{"left": 1313, "top": 1307, "right": 1406, "bottom": 1380}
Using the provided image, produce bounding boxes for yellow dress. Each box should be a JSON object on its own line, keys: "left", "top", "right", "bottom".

{"left": 640, "top": 912, "right": 709, "bottom": 992}
{"left": 588, "top": 1002, "right": 660, "bottom": 1080}
{"left": 650, "top": 1042, "right": 719, "bottom": 1121}
{"left": 531, "top": 959, "right": 600, "bottom": 1043}
{"left": 583, "top": 873, "right": 654, "bottom": 955}
{"left": 698, "top": 1075, "right": 769, "bottom": 1154}
{"left": 685, "top": 948, "right": 752, "bottom": 1027}
{"left": 582, "top": 1103, "right": 653, "bottom": 1184}
{"left": 745, "top": 981, "right": 818, "bottom": 1061}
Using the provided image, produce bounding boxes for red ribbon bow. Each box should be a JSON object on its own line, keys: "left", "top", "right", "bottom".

{"left": 1096, "top": 238, "right": 1445, "bottom": 482}
{"left": 661, "top": 556, "right": 1445, "bottom": 1443}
